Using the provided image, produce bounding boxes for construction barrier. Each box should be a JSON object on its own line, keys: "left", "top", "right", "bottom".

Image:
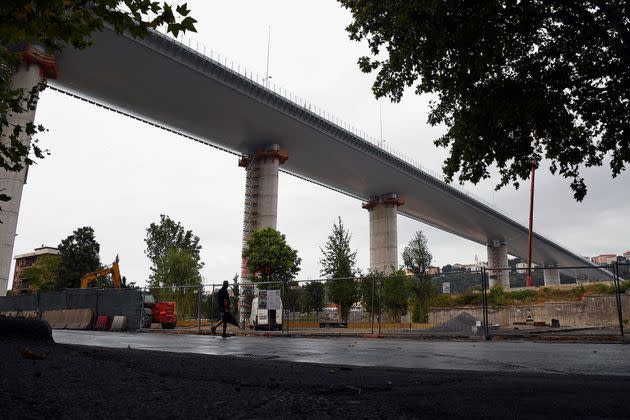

{"left": 94, "top": 315, "right": 111, "bottom": 331}
{"left": 111, "top": 316, "right": 128, "bottom": 331}
{"left": 38, "top": 291, "right": 66, "bottom": 311}
{"left": 0, "top": 289, "right": 143, "bottom": 331}
{"left": 41, "top": 309, "right": 95, "bottom": 330}
{"left": 0, "top": 294, "right": 38, "bottom": 312}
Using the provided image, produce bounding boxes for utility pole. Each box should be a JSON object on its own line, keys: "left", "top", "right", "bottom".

{"left": 526, "top": 159, "right": 536, "bottom": 287}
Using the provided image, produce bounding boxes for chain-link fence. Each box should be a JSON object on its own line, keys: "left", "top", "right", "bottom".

{"left": 140, "top": 263, "right": 627, "bottom": 339}
{"left": 478, "top": 264, "right": 627, "bottom": 338}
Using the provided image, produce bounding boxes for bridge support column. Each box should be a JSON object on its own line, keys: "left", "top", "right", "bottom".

{"left": 0, "top": 47, "right": 56, "bottom": 296}
{"left": 487, "top": 241, "right": 509, "bottom": 288}
{"left": 543, "top": 266, "right": 560, "bottom": 286}
{"left": 363, "top": 193, "right": 404, "bottom": 274}
{"left": 238, "top": 145, "right": 288, "bottom": 323}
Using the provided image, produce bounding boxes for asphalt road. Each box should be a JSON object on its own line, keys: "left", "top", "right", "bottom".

{"left": 53, "top": 330, "right": 630, "bottom": 376}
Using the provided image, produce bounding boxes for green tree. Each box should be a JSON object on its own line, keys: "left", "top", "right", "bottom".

{"left": 145, "top": 214, "right": 203, "bottom": 281}
{"left": 230, "top": 273, "right": 240, "bottom": 315}
{"left": 57, "top": 226, "right": 101, "bottom": 289}
{"left": 402, "top": 231, "right": 432, "bottom": 277}
{"left": 358, "top": 271, "right": 384, "bottom": 320}
{"left": 320, "top": 217, "right": 358, "bottom": 322}
{"left": 403, "top": 231, "right": 434, "bottom": 323}
{"left": 339, "top": 1, "right": 630, "bottom": 201}
{"left": 1, "top": 1, "right": 197, "bottom": 214}
{"left": 303, "top": 281, "right": 326, "bottom": 319}
{"left": 409, "top": 277, "right": 437, "bottom": 323}
{"left": 382, "top": 270, "right": 411, "bottom": 323}
{"left": 21, "top": 254, "right": 60, "bottom": 292}
{"left": 243, "top": 228, "right": 301, "bottom": 287}
{"left": 149, "top": 248, "right": 201, "bottom": 320}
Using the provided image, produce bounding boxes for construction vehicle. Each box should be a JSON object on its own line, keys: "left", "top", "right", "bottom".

{"left": 141, "top": 292, "right": 177, "bottom": 329}
{"left": 80, "top": 256, "right": 122, "bottom": 289}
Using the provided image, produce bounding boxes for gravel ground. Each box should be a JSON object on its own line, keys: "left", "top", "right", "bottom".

{"left": 1, "top": 338, "right": 630, "bottom": 419}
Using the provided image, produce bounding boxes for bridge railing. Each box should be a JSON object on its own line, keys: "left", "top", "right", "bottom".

{"left": 149, "top": 26, "right": 502, "bottom": 211}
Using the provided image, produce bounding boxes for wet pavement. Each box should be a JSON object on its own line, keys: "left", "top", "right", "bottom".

{"left": 53, "top": 330, "right": 630, "bottom": 376}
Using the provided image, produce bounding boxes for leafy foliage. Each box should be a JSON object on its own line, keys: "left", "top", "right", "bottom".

{"left": 243, "top": 227, "right": 301, "bottom": 286}
{"left": 409, "top": 275, "right": 437, "bottom": 323}
{"left": 358, "top": 271, "right": 383, "bottom": 317}
{"left": 302, "top": 281, "right": 326, "bottom": 315}
{"left": 57, "top": 226, "right": 101, "bottom": 289}
{"left": 148, "top": 248, "right": 201, "bottom": 320}
{"left": 149, "top": 247, "right": 201, "bottom": 288}
{"left": 0, "top": 1, "right": 197, "bottom": 214}
{"left": 230, "top": 273, "right": 240, "bottom": 314}
{"left": 402, "top": 231, "right": 432, "bottom": 276}
{"left": 320, "top": 218, "right": 358, "bottom": 322}
{"left": 21, "top": 254, "right": 60, "bottom": 292}
{"left": 402, "top": 231, "right": 434, "bottom": 322}
{"left": 339, "top": 1, "right": 630, "bottom": 200}
{"left": 382, "top": 270, "right": 412, "bottom": 322}
{"left": 145, "top": 214, "right": 203, "bottom": 282}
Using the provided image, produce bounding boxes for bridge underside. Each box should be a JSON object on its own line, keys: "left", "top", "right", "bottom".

{"left": 49, "top": 27, "right": 597, "bottom": 270}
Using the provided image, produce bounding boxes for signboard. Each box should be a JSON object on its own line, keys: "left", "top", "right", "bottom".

{"left": 442, "top": 282, "right": 451, "bottom": 294}
{"left": 258, "top": 289, "right": 282, "bottom": 310}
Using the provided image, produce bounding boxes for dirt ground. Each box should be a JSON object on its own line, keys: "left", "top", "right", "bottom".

{"left": 1, "top": 338, "right": 629, "bottom": 419}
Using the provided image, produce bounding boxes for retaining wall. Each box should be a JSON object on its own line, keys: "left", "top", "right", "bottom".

{"left": 429, "top": 294, "right": 630, "bottom": 328}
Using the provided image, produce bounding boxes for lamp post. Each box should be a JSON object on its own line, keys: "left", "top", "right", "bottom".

{"left": 526, "top": 159, "right": 537, "bottom": 287}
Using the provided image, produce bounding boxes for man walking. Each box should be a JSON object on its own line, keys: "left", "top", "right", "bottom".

{"left": 211, "top": 280, "right": 239, "bottom": 337}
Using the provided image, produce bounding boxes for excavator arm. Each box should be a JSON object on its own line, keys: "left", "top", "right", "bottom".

{"left": 80, "top": 256, "right": 122, "bottom": 289}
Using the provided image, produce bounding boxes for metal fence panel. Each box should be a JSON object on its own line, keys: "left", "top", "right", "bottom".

{"left": 478, "top": 265, "right": 627, "bottom": 338}
{"left": 38, "top": 291, "right": 66, "bottom": 311}
{"left": 65, "top": 289, "right": 98, "bottom": 310}
{"left": 0, "top": 294, "right": 38, "bottom": 312}
{"left": 97, "top": 289, "right": 143, "bottom": 331}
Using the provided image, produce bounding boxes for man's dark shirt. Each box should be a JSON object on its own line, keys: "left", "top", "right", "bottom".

{"left": 217, "top": 287, "right": 229, "bottom": 312}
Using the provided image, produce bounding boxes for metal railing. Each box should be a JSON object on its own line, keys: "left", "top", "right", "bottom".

{"left": 148, "top": 26, "right": 503, "bottom": 211}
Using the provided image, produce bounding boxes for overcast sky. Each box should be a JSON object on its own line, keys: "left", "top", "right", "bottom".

{"left": 9, "top": 0, "right": 630, "bottom": 289}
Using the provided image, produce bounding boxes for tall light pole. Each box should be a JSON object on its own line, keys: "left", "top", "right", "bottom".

{"left": 526, "top": 159, "right": 536, "bottom": 287}
{"left": 263, "top": 25, "right": 272, "bottom": 87}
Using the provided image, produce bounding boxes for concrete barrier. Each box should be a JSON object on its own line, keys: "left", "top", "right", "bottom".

{"left": 94, "top": 315, "right": 111, "bottom": 331}
{"left": 41, "top": 309, "right": 94, "bottom": 330}
{"left": 111, "top": 316, "right": 128, "bottom": 331}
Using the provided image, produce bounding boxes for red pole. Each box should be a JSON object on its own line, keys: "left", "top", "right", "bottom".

{"left": 526, "top": 160, "right": 536, "bottom": 287}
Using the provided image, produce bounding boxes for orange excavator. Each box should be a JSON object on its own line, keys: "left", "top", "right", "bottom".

{"left": 80, "top": 256, "right": 122, "bottom": 289}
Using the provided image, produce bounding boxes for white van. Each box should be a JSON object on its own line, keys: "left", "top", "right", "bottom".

{"left": 249, "top": 289, "right": 283, "bottom": 331}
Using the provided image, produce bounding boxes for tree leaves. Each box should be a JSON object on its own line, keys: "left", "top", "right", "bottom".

{"left": 144, "top": 214, "right": 203, "bottom": 285}
{"left": 243, "top": 227, "right": 301, "bottom": 286}
{"left": 320, "top": 217, "right": 358, "bottom": 322}
{"left": 57, "top": 226, "right": 101, "bottom": 289}
{"left": 339, "top": 0, "right": 630, "bottom": 201}
{"left": 402, "top": 230, "right": 432, "bottom": 277}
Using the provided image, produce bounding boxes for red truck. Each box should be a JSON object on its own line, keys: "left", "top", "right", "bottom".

{"left": 142, "top": 293, "right": 176, "bottom": 329}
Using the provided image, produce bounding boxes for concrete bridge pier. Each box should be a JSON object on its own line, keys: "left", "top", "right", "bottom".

{"left": 363, "top": 193, "right": 404, "bottom": 274}
{"left": 238, "top": 144, "right": 288, "bottom": 323}
{"left": 487, "top": 240, "right": 509, "bottom": 288}
{"left": 0, "top": 47, "right": 56, "bottom": 296}
{"left": 543, "top": 266, "right": 560, "bottom": 286}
